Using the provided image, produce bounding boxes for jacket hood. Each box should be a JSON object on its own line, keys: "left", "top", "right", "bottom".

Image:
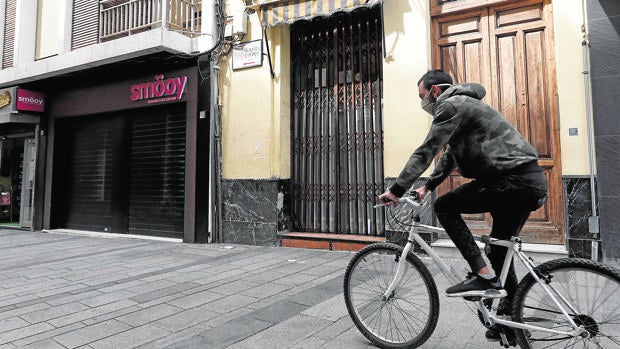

{"left": 436, "top": 83, "right": 486, "bottom": 103}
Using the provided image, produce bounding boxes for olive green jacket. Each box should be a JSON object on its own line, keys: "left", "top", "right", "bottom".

{"left": 389, "top": 83, "right": 540, "bottom": 197}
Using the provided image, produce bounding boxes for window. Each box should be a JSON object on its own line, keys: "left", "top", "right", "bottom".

{"left": 35, "top": 0, "right": 63, "bottom": 59}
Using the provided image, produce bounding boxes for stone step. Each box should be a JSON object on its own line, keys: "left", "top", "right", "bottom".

{"left": 278, "top": 232, "right": 384, "bottom": 252}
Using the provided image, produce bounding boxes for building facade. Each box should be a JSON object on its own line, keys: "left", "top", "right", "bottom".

{"left": 1, "top": 0, "right": 618, "bottom": 263}
{"left": 0, "top": 0, "right": 215, "bottom": 242}
{"left": 215, "top": 0, "right": 619, "bottom": 263}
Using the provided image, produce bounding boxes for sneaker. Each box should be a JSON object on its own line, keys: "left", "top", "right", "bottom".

{"left": 485, "top": 328, "right": 503, "bottom": 342}
{"left": 487, "top": 328, "right": 530, "bottom": 344}
{"left": 485, "top": 327, "right": 515, "bottom": 343}
{"left": 446, "top": 272, "right": 507, "bottom": 298}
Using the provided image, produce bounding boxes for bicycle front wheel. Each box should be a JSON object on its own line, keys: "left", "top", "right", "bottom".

{"left": 512, "top": 258, "right": 620, "bottom": 348}
{"left": 343, "top": 243, "right": 439, "bottom": 349}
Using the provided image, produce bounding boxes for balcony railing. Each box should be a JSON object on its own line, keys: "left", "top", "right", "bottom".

{"left": 100, "top": 0, "right": 201, "bottom": 41}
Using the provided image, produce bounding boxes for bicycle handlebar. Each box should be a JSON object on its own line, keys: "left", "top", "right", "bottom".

{"left": 373, "top": 194, "right": 427, "bottom": 209}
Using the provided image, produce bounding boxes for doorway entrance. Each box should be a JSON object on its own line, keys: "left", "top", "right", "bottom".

{"left": 0, "top": 133, "right": 37, "bottom": 229}
{"left": 51, "top": 104, "right": 187, "bottom": 238}
{"left": 290, "top": 6, "right": 385, "bottom": 236}
{"left": 430, "top": 0, "right": 563, "bottom": 243}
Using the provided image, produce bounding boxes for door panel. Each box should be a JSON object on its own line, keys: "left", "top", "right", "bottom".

{"left": 432, "top": 0, "right": 563, "bottom": 243}
{"left": 434, "top": 9, "right": 490, "bottom": 88}
{"left": 19, "top": 139, "right": 37, "bottom": 228}
{"left": 495, "top": 34, "right": 520, "bottom": 129}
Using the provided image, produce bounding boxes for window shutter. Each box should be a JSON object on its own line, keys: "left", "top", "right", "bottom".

{"left": 72, "top": 0, "right": 100, "bottom": 50}
{"left": 2, "top": 0, "right": 16, "bottom": 68}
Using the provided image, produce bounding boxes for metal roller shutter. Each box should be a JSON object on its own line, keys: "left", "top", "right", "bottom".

{"left": 57, "top": 117, "right": 115, "bottom": 231}
{"left": 128, "top": 108, "right": 186, "bottom": 237}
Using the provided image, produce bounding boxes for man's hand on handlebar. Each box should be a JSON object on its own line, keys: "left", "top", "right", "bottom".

{"left": 378, "top": 186, "right": 429, "bottom": 206}
{"left": 378, "top": 190, "right": 399, "bottom": 206}
{"left": 414, "top": 186, "right": 429, "bottom": 202}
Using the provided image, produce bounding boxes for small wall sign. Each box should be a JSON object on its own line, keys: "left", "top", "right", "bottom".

{"left": 16, "top": 88, "right": 45, "bottom": 112}
{"left": 232, "top": 40, "right": 263, "bottom": 70}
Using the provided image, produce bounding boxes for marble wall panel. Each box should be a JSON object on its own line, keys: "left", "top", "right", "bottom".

{"left": 223, "top": 221, "right": 279, "bottom": 246}
{"left": 221, "top": 179, "right": 289, "bottom": 246}
{"left": 563, "top": 177, "right": 596, "bottom": 240}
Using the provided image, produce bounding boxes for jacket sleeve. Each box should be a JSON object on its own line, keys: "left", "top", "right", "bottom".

{"left": 389, "top": 100, "right": 462, "bottom": 197}
{"left": 424, "top": 147, "right": 456, "bottom": 191}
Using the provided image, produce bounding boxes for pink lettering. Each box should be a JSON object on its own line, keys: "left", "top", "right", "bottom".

{"left": 129, "top": 74, "right": 188, "bottom": 103}
{"left": 130, "top": 85, "right": 141, "bottom": 101}
{"left": 175, "top": 76, "right": 187, "bottom": 100}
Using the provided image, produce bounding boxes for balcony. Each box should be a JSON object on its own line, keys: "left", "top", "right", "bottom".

{"left": 100, "top": 0, "right": 202, "bottom": 41}
{"left": 0, "top": 0, "right": 212, "bottom": 87}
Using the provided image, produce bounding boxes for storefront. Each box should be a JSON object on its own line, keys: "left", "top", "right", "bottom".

{"left": 42, "top": 67, "right": 207, "bottom": 242}
{"left": 0, "top": 87, "right": 43, "bottom": 230}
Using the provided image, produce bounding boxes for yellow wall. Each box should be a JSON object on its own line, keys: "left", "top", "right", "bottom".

{"left": 382, "top": 0, "right": 434, "bottom": 178}
{"left": 553, "top": 0, "right": 592, "bottom": 175}
{"left": 220, "top": 0, "right": 592, "bottom": 180}
{"left": 220, "top": 0, "right": 290, "bottom": 179}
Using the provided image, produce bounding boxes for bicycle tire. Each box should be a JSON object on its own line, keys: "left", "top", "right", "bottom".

{"left": 343, "top": 243, "right": 440, "bottom": 349}
{"left": 512, "top": 258, "right": 620, "bottom": 348}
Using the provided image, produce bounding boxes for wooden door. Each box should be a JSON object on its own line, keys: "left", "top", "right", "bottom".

{"left": 432, "top": 0, "right": 563, "bottom": 243}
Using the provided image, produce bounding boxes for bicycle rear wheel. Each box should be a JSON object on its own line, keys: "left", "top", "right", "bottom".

{"left": 343, "top": 243, "right": 439, "bottom": 349}
{"left": 512, "top": 258, "right": 620, "bottom": 348}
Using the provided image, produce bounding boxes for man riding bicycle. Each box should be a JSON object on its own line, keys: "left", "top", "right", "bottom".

{"left": 378, "top": 69, "right": 548, "bottom": 340}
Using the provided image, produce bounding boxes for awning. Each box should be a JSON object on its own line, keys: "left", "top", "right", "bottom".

{"left": 260, "top": 0, "right": 382, "bottom": 27}
{"left": 0, "top": 112, "right": 40, "bottom": 124}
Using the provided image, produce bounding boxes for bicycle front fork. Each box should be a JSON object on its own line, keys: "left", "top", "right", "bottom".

{"left": 382, "top": 241, "right": 414, "bottom": 301}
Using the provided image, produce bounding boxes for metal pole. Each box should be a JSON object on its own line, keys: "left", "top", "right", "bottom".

{"left": 581, "top": 1, "right": 599, "bottom": 261}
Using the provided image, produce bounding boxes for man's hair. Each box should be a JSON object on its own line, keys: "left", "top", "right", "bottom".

{"left": 417, "top": 69, "right": 454, "bottom": 91}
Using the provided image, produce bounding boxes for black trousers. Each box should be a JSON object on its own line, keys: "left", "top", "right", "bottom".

{"left": 434, "top": 171, "right": 548, "bottom": 302}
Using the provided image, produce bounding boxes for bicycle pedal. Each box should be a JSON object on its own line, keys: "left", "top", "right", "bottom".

{"left": 463, "top": 296, "right": 482, "bottom": 302}
{"left": 499, "top": 334, "right": 517, "bottom": 348}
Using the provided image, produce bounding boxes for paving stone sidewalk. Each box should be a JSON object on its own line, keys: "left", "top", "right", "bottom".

{"left": 0, "top": 229, "right": 500, "bottom": 349}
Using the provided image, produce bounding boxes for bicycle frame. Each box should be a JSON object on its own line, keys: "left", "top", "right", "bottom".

{"left": 382, "top": 197, "right": 589, "bottom": 339}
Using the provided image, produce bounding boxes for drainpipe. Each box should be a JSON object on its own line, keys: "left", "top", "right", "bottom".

{"left": 581, "top": 0, "right": 599, "bottom": 261}
{"left": 190, "top": 0, "right": 225, "bottom": 243}
{"left": 210, "top": 58, "right": 223, "bottom": 244}
{"left": 206, "top": 0, "right": 226, "bottom": 243}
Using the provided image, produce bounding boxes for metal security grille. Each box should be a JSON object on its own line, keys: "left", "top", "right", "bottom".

{"left": 128, "top": 108, "right": 185, "bottom": 237}
{"left": 290, "top": 6, "right": 385, "bottom": 236}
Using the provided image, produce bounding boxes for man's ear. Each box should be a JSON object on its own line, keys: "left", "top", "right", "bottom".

{"left": 431, "top": 85, "right": 441, "bottom": 98}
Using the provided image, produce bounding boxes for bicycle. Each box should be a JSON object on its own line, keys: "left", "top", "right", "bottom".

{"left": 343, "top": 195, "right": 620, "bottom": 348}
